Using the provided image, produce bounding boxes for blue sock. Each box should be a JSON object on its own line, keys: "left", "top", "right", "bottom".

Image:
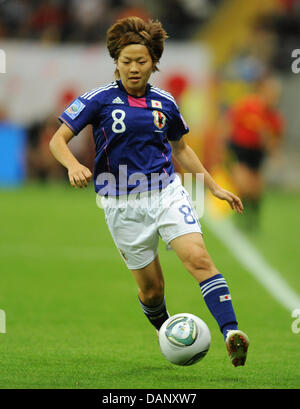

{"left": 199, "top": 273, "right": 238, "bottom": 339}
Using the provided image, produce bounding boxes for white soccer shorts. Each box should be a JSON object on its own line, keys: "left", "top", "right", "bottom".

{"left": 101, "top": 175, "right": 202, "bottom": 270}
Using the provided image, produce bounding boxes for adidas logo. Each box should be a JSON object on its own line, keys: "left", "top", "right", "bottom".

{"left": 112, "top": 97, "right": 124, "bottom": 104}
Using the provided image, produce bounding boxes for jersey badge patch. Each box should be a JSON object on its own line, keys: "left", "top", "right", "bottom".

{"left": 151, "top": 100, "right": 162, "bottom": 109}
{"left": 65, "top": 99, "right": 86, "bottom": 119}
{"left": 220, "top": 294, "right": 232, "bottom": 302}
{"left": 153, "top": 110, "right": 166, "bottom": 130}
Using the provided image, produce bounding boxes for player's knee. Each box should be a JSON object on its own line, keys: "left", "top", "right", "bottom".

{"left": 184, "top": 247, "right": 215, "bottom": 276}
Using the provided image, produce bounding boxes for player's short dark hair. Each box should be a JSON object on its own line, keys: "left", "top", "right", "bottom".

{"left": 106, "top": 16, "right": 168, "bottom": 77}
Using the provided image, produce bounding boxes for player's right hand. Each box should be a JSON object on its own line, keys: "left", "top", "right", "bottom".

{"left": 68, "top": 163, "right": 92, "bottom": 188}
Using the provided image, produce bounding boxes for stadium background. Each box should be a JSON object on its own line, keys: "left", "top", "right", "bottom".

{"left": 0, "top": 0, "right": 300, "bottom": 389}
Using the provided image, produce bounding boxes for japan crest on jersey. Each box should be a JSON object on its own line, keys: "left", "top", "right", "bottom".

{"left": 153, "top": 110, "right": 166, "bottom": 129}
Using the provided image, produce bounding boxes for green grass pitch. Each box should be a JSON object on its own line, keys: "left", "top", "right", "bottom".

{"left": 0, "top": 183, "right": 300, "bottom": 389}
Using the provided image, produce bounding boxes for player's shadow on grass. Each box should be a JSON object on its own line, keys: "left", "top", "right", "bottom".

{"left": 117, "top": 365, "right": 247, "bottom": 388}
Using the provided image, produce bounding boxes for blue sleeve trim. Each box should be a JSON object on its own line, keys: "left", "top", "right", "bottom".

{"left": 58, "top": 116, "right": 78, "bottom": 135}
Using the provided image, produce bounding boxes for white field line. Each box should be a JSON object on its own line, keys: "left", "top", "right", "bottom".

{"left": 203, "top": 216, "right": 300, "bottom": 313}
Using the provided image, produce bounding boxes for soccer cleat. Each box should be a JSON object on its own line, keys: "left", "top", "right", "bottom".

{"left": 225, "top": 330, "right": 249, "bottom": 367}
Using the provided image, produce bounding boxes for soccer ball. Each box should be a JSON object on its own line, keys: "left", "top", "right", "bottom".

{"left": 158, "top": 313, "right": 211, "bottom": 366}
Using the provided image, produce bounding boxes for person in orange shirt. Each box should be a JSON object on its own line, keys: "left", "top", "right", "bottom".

{"left": 226, "top": 76, "right": 285, "bottom": 229}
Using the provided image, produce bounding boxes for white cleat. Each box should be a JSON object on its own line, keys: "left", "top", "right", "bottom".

{"left": 225, "top": 330, "right": 249, "bottom": 367}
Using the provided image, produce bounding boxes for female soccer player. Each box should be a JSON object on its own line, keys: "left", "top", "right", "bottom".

{"left": 49, "top": 16, "right": 249, "bottom": 367}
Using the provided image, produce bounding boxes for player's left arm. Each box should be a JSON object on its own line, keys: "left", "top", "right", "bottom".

{"left": 170, "top": 137, "right": 243, "bottom": 214}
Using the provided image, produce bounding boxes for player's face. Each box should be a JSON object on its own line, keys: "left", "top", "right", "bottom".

{"left": 116, "top": 44, "right": 154, "bottom": 97}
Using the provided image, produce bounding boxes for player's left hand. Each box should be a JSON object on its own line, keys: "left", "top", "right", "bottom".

{"left": 212, "top": 187, "right": 244, "bottom": 214}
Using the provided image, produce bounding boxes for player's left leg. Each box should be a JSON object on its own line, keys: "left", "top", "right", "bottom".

{"left": 169, "top": 232, "right": 249, "bottom": 366}
{"left": 169, "top": 232, "right": 238, "bottom": 336}
{"left": 130, "top": 255, "right": 169, "bottom": 331}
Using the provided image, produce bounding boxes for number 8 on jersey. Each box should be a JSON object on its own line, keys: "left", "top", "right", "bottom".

{"left": 112, "top": 109, "right": 126, "bottom": 134}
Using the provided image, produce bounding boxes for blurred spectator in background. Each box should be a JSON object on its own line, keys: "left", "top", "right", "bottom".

{"left": 0, "top": 0, "right": 224, "bottom": 43}
{"left": 27, "top": 112, "right": 94, "bottom": 183}
{"left": 67, "top": 0, "right": 108, "bottom": 43}
{"left": 0, "top": 105, "right": 8, "bottom": 121}
{"left": 113, "top": 0, "right": 151, "bottom": 22}
{"left": 27, "top": 114, "right": 65, "bottom": 181}
{"left": 26, "top": 87, "right": 95, "bottom": 182}
{"left": 27, "top": 0, "right": 67, "bottom": 42}
{"left": 224, "top": 76, "right": 285, "bottom": 230}
{"left": 0, "top": 0, "right": 32, "bottom": 39}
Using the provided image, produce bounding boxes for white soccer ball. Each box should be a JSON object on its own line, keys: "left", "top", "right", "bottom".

{"left": 158, "top": 313, "right": 211, "bottom": 366}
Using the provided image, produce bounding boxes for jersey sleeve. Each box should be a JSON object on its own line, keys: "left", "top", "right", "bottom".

{"left": 166, "top": 103, "right": 189, "bottom": 141}
{"left": 58, "top": 95, "right": 99, "bottom": 135}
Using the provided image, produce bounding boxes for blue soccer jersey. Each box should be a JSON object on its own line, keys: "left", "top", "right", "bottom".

{"left": 59, "top": 80, "right": 189, "bottom": 195}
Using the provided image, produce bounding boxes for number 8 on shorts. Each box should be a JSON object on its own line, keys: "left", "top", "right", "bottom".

{"left": 179, "top": 204, "right": 196, "bottom": 224}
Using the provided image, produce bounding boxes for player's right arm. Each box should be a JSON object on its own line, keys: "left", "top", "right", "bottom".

{"left": 49, "top": 123, "right": 92, "bottom": 188}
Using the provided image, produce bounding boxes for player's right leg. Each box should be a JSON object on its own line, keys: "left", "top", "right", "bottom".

{"left": 102, "top": 195, "right": 169, "bottom": 332}
{"left": 130, "top": 255, "right": 170, "bottom": 331}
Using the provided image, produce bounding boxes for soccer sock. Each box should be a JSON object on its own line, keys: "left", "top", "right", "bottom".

{"left": 138, "top": 296, "right": 169, "bottom": 331}
{"left": 199, "top": 273, "right": 238, "bottom": 339}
